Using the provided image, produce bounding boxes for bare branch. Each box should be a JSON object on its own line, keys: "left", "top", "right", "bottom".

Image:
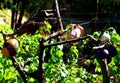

{"left": 44, "top": 35, "right": 92, "bottom": 48}
{"left": 10, "top": 56, "right": 28, "bottom": 83}
{"left": 44, "top": 29, "right": 68, "bottom": 41}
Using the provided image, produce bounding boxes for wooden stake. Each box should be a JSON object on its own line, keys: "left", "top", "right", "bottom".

{"left": 54, "top": 0, "right": 64, "bottom": 31}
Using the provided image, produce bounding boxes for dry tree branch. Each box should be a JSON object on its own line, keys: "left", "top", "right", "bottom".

{"left": 44, "top": 35, "right": 96, "bottom": 48}
{"left": 10, "top": 56, "right": 28, "bottom": 83}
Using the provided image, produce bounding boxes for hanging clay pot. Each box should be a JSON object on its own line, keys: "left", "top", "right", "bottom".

{"left": 67, "top": 24, "right": 85, "bottom": 40}
{"left": 1, "top": 37, "right": 20, "bottom": 57}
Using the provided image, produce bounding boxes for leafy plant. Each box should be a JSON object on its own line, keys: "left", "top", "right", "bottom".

{"left": 1, "top": 9, "right": 120, "bottom": 83}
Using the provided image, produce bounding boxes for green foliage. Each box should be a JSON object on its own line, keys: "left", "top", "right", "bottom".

{"left": 93, "top": 27, "right": 120, "bottom": 82}
{"left": 0, "top": 24, "right": 19, "bottom": 83}
{"left": 39, "top": 21, "right": 52, "bottom": 37}
{"left": 1, "top": 10, "right": 120, "bottom": 82}
{"left": 0, "top": 0, "right": 12, "bottom": 9}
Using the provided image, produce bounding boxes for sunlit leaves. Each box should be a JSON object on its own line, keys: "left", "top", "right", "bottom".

{"left": 50, "top": 46, "right": 63, "bottom": 62}
{"left": 93, "top": 31, "right": 101, "bottom": 39}
{"left": 39, "top": 21, "right": 52, "bottom": 37}
{"left": 4, "top": 67, "right": 17, "bottom": 80}
{"left": 0, "top": 24, "right": 13, "bottom": 33}
{"left": 0, "top": 69, "right": 3, "bottom": 81}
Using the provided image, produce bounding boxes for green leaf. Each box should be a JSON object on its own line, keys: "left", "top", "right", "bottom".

{"left": 4, "top": 68, "right": 17, "bottom": 80}
{"left": 0, "top": 63, "right": 3, "bottom": 68}
{"left": 0, "top": 69, "right": 3, "bottom": 81}
{"left": 29, "top": 78, "right": 35, "bottom": 83}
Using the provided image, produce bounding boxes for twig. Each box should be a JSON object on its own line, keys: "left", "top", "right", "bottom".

{"left": 44, "top": 29, "right": 68, "bottom": 41}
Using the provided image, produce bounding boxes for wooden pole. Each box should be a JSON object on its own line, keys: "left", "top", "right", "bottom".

{"left": 54, "top": 0, "right": 64, "bottom": 31}
{"left": 38, "top": 38, "right": 44, "bottom": 82}
{"left": 99, "top": 59, "right": 110, "bottom": 83}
